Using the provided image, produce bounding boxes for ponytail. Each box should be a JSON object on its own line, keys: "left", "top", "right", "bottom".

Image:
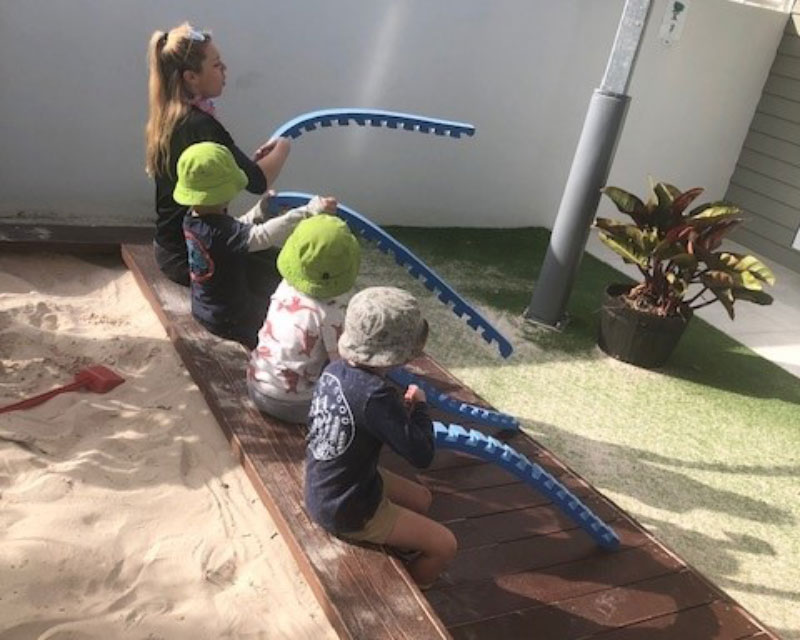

{"left": 144, "top": 23, "right": 210, "bottom": 177}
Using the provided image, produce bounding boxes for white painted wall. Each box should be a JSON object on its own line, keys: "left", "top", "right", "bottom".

{"left": 0, "top": 0, "right": 788, "bottom": 227}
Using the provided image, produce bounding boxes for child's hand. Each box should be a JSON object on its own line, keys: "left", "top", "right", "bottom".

{"left": 254, "top": 190, "right": 277, "bottom": 220}
{"left": 308, "top": 195, "right": 338, "bottom": 215}
{"left": 404, "top": 384, "right": 426, "bottom": 407}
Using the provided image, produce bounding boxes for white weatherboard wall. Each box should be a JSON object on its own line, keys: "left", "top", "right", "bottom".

{"left": 0, "top": 0, "right": 788, "bottom": 227}
{"left": 727, "top": 4, "right": 800, "bottom": 272}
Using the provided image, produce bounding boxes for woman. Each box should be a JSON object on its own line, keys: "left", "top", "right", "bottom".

{"left": 145, "top": 22, "right": 290, "bottom": 285}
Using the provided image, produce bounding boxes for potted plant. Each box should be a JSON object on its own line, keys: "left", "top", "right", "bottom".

{"left": 594, "top": 178, "right": 775, "bottom": 368}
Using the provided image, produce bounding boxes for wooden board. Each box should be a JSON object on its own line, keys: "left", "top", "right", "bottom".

{"left": 121, "top": 242, "right": 448, "bottom": 640}
{"left": 0, "top": 222, "right": 152, "bottom": 253}
{"left": 121, "top": 241, "right": 779, "bottom": 640}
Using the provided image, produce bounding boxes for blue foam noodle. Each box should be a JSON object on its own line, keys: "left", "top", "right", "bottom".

{"left": 432, "top": 422, "right": 449, "bottom": 438}
{"left": 387, "top": 368, "right": 520, "bottom": 431}
{"left": 445, "top": 424, "right": 468, "bottom": 443}
{"left": 271, "top": 192, "right": 512, "bottom": 359}
{"left": 421, "top": 276, "right": 437, "bottom": 292}
{"left": 467, "top": 429, "right": 483, "bottom": 446}
{"left": 271, "top": 109, "right": 476, "bottom": 142}
{"left": 434, "top": 422, "right": 621, "bottom": 549}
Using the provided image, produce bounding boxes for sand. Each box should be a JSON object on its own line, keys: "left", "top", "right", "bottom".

{"left": 0, "top": 252, "right": 336, "bottom": 640}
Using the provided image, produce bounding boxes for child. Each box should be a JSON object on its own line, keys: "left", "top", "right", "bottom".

{"left": 305, "top": 287, "right": 458, "bottom": 587}
{"left": 146, "top": 22, "right": 291, "bottom": 285}
{"left": 248, "top": 215, "right": 361, "bottom": 424}
{"left": 173, "top": 141, "right": 335, "bottom": 349}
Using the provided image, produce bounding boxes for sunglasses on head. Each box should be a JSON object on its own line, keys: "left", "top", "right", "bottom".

{"left": 186, "top": 28, "right": 206, "bottom": 42}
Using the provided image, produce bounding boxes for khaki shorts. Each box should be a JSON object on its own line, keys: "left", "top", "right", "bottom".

{"left": 341, "top": 471, "right": 401, "bottom": 545}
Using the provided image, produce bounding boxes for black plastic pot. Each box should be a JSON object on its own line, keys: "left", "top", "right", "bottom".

{"left": 598, "top": 284, "right": 692, "bottom": 369}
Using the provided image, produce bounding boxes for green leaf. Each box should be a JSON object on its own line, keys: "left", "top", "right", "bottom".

{"left": 665, "top": 272, "right": 688, "bottom": 297}
{"left": 645, "top": 176, "right": 659, "bottom": 210}
{"left": 594, "top": 218, "right": 658, "bottom": 253}
{"left": 738, "top": 271, "right": 763, "bottom": 291}
{"left": 597, "top": 231, "right": 649, "bottom": 268}
{"left": 733, "top": 289, "right": 774, "bottom": 306}
{"left": 718, "top": 253, "right": 776, "bottom": 285}
{"left": 702, "top": 271, "right": 735, "bottom": 289}
{"left": 687, "top": 202, "right": 741, "bottom": 221}
{"left": 708, "top": 287, "right": 736, "bottom": 320}
{"left": 670, "top": 253, "right": 698, "bottom": 271}
{"left": 601, "top": 187, "right": 645, "bottom": 217}
{"left": 655, "top": 182, "right": 677, "bottom": 209}
{"left": 653, "top": 182, "right": 678, "bottom": 229}
{"left": 653, "top": 239, "right": 685, "bottom": 260}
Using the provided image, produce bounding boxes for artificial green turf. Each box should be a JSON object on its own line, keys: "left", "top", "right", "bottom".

{"left": 386, "top": 226, "right": 800, "bottom": 404}
{"left": 363, "top": 226, "right": 800, "bottom": 638}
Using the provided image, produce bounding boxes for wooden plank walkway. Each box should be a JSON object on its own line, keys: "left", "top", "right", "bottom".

{"left": 111, "top": 238, "right": 778, "bottom": 639}
{"left": 0, "top": 221, "right": 152, "bottom": 253}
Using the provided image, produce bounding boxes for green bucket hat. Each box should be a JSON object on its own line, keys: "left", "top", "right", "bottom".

{"left": 173, "top": 142, "right": 247, "bottom": 206}
{"left": 277, "top": 214, "right": 361, "bottom": 299}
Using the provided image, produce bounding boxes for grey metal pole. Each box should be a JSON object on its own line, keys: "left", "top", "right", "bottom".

{"left": 525, "top": 0, "right": 654, "bottom": 329}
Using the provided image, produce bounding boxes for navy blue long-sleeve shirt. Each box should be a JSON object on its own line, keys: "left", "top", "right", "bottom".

{"left": 305, "top": 359, "right": 435, "bottom": 534}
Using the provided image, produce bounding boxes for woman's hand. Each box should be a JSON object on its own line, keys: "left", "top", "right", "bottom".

{"left": 252, "top": 137, "right": 279, "bottom": 161}
{"left": 254, "top": 137, "right": 291, "bottom": 185}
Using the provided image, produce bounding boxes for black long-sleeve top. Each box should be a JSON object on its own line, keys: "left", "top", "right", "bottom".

{"left": 305, "top": 359, "right": 435, "bottom": 534}
{"left": 153, "top": 106, "right": 267, "bottom": 257}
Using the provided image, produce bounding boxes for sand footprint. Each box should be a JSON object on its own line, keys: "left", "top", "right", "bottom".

{"left": 197, "top": 542, "right": 239, "bottom": 589}
{"left": 204, "top": 555, "right": 238, "bottom": 588}
{"left": 123, "top": 597, "right": 172, "bottom": 626}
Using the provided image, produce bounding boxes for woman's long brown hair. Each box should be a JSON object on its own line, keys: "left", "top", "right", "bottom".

{"left": 145, "top": 23, "right": 210, "bottom": 177}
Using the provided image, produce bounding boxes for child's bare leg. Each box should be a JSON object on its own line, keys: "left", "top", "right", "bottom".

{"left": 381, "top": 468, "right": 431, "bottom": 514}
{"left": 385, "top": 507, "right": 457, "bottom": 587}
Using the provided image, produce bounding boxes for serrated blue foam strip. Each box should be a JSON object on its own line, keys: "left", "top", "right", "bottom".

{"left": 271, "top": 108, "right": 476, "bottom": 141}
{"left": 432, "top": 421, "right": 620, "bottom": 550}
{"left": 386, "top": 368, "right": 519, "bottom": 428}
{"left": 271, "top": 193, "right": 513, "bottom": 359}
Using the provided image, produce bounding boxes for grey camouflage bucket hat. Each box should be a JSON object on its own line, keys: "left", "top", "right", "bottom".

{"left": 338, "top": 287, "right": 428, "bottom": 367}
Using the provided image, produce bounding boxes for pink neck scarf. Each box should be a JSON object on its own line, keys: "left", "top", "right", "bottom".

{"left": 190, "top": 96, "right": 217, "bottom": 118}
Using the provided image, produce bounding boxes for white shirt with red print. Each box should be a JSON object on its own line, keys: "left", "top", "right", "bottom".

{"left": 248, "top": 280, "right": 350, "bottom": 402}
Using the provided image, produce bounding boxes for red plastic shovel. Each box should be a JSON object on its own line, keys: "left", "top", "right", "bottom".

{"left": 0, "top": 365, "right": 125, "bottom": 414}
